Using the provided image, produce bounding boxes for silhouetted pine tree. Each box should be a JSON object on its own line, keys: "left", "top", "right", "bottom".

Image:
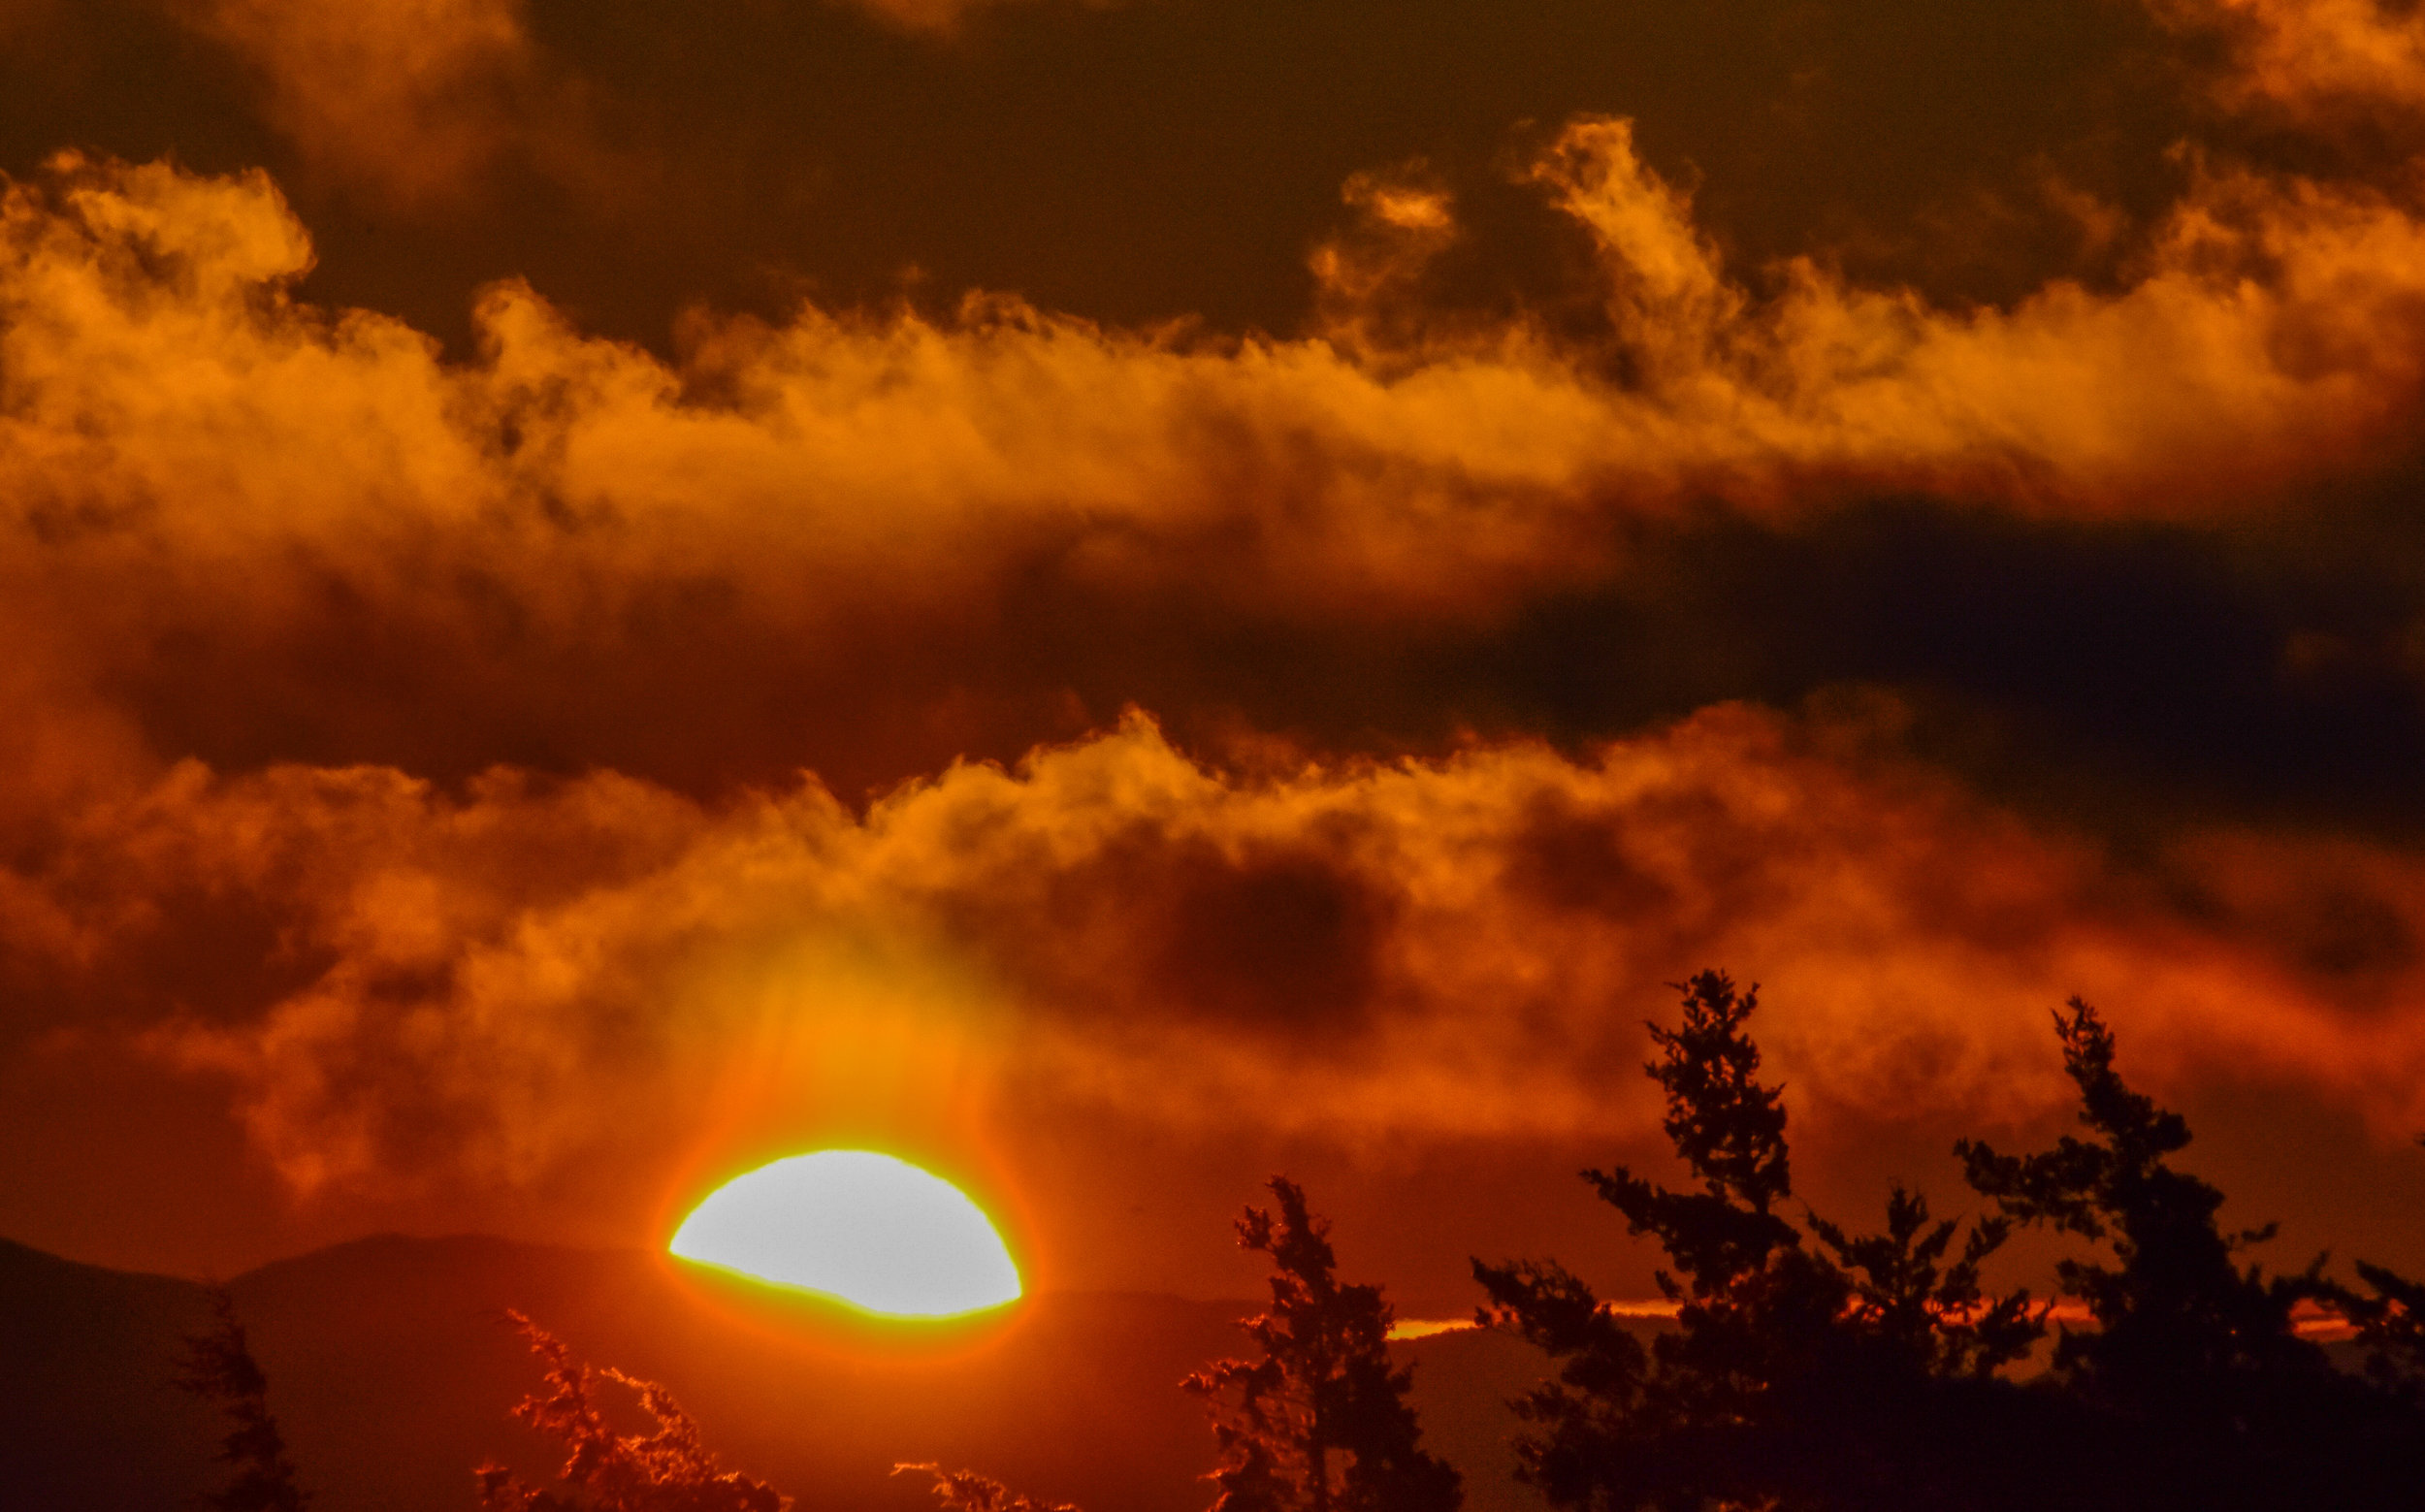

{"left": 1185, "top": 1176, "right": 1462, "bottom": 1512}
{"left": 176, "top": 1290, "right": 311, "bottom": 1512}
{"left": 1474, "top": 971, "right": 2046, "bottom": 1512}
{"left": 895, "top": 1463, "right": 1083, "bottom": 1512}
{"left": 1960, "top": 998, "right": 2425, "bottom": 1510}
{"left": 2337, "top": 1136, "right": 2425, "bottom": 1391}
{"left": 473, "top": 1311, "right": 789, "bottom": 1512}
{"left": 2337, "top": 1241, "right": 2425, "bottom": 1395}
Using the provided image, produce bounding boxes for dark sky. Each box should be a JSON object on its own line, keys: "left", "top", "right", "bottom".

{"left": 4, "top": 0, "right": 2425, "bottom": 1315}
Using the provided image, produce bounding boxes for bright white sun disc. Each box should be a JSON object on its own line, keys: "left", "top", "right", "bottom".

{"left": 669, "top": 1150, "right": 1021, "bottom": 1317}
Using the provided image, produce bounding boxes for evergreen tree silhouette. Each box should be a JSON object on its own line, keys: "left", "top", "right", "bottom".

{"left": 2302, "top": 1135, "right": 2425, "bottom": 1399}
{"left": 894, "top": 1463, "right": 1082, "bottom": 1512}
{"left": 1185, "top": 1176, "right": 1462, "bottom": 1512}
{"left": 2337, "top": 1247, "right": 2425, "bottom": 1395}
{"left": 1958, "top": 1000, "right": 2318, "bottom": 1385}
{"left": 175, "top": 1290, "right": 311, "bottom": 1512}
{"left": 1959, "top": 997, "right": 2425, "bottom": 1510}
{"left": 473, "top": 1311, "right": 789, "bottom": 1512}
{"left": 1475, "top": 971, "right": 2045, "bottom": 1512}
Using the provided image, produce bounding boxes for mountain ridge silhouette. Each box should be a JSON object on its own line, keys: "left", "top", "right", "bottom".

{"left": 1, "top": 1233, "right": 1555, "bottom": 1512}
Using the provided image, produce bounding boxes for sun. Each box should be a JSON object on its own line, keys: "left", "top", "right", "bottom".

{"left": 668, "top": 1149, "right": 1022, "bottom": 1317}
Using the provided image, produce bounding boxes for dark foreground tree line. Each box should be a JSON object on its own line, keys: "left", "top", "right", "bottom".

{"left": 182, "top": 972, "right": 2425, "bottom": 1512}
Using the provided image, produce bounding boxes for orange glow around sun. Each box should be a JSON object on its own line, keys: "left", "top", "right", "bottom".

{"left": 668, "top": 1150, "right": 1022, "bottom": 1318}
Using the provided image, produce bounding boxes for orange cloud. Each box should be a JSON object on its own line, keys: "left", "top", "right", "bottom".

{"left": 0, "top": 706, "right": 2408, "bottom": 1210}
{"left": 9, "top": 120, "right": 2423, "bottom": 644}
{"left": 825, "top": 0, "right": 1118, "bottom": 38}
{"left": 2153, "top": 0, "right": 2425, "bottom": 123}
{"left": 0, "top": 0, "right": 56, "bottom": 40}
{"left": 173, "top": 0, "right": 538, "bottom": 207}
{"left": 5, "top": 133, "right": 2425, "bottom": 778}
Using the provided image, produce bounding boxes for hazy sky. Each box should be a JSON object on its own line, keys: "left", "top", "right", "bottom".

{"left": 6, "top": 0, "right": 2425, "bottom": 1313}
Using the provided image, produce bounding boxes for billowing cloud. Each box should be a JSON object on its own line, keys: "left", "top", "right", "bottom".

{"left": 2155, "top": 0, "right": 2425, "bottom": 124}
{"left": 6, "top": 126, "right": 2425, "bottom": 765}
{"left": 18, "top": 115, "right": 2425, "bottom": 556}
{"left": 7, "top": 706, "right": 2423, "bottom": 1210}
{"left": 0, "top": 0, "right": 55, "bottom": 39}
{"left": 172, "top": 0, "right": 539, "bottom": 207}
{"left": 828, "top": 0, "right": 1083, "bottom": 37}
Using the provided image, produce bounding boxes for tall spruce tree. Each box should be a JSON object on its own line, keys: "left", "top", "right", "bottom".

{"left": 1475, "top": 971, "right": 2043, "bottom": 1512}
{"left": 176, "top": 1290, "right": 311, "bottom": 1512}
{"left": 1186, "top": 1177, "right": 1462, "bottom": 1512}
{"left": 1960, "top": 998, "right": 2425, "bottom": 1510}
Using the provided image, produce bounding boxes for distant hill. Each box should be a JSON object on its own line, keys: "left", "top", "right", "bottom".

{"left": 0, "top": 1234, "right": 1562, "bottom": 1512}
{"left": 0, "top": 1238, "right": 222, "bottom": 1510}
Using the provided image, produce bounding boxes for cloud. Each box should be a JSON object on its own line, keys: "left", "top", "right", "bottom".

{"left": 0, "top": 131, "right": 2418, "bottom": 815}
{"left": 2154, "top": 0, "right": 2425, "bottom": 124}
{"left": 172, "top": 0, "right": 540, "bottom": 208}
{"left": 16, "top": 118, "right": 2425, "bottom": 583}
{"left": 831, "top": 0, "right": 1004, "bottom": 36}
{"left": 2, "top": 707, "right": 2416, "bottom": 1209}
{"left": 6, "top": 132, "right": 2425, "bottom": 778}
{"left": 0, "top": 0, "right": 56, "bottom": 39}
{"left": 824, "top": 0, "right": 1116, "bottom": 39}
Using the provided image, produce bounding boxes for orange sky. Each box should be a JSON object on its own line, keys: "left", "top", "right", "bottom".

{"left": 5, "top": 0, "right": 2425, "bottom": 1314}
